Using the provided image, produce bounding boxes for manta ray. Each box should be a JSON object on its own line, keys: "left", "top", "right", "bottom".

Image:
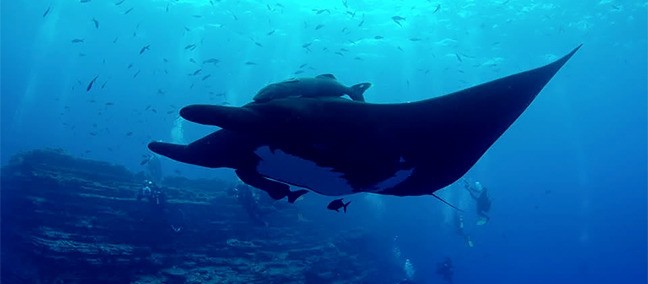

{"left": 149, "top": 45, "right": 581, "bottom": 202}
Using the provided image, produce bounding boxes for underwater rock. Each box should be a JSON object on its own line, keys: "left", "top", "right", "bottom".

{"left": 1, "top": 149, "right": 403, "bottom": 283}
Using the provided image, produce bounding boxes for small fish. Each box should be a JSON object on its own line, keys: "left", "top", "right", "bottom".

{"left": 157, "top": 89, "right": 165, "bottom": 95}
{"left": 80, "top": 0, "right": 91, "bottom": 3}
{"left": 266, "top": 30, "right": 275, "bottom": 35}
{"left": 244, "top": 61, "right": 257, "bottom": 65}
{"left": 86, "top": 75, "right": 99, "bottom": 92}
{"left": 335, "top": 51, "right": 344, "bottom": 56}
{"left": 71, "top": 38, "right": 84, "bottom": 43}
{"left": 112, "top": 37, "right": 119, "bottom": 43}
{"left": 92, "top": 18, "right": 99, "bottom": 29}
{"left": 191, "top": 69, "right": 202, "bottom": 76}
{"left": 115, "top": 0, "right": 126, "bottom": 5}
{"left": 294, "top": 70, "right": 304, "bottom": 75}
{"left": 203, "top": 58, "right": 220, "bottom": 65}
{"left": 391, "top": 16, "right": 405, "bottom": 26}
{"left": 127, "top": 63, "right": 133, "bottom": 69}
{"left": 409, "top": 37, "right": 422, "bottom": 41}
{"left": 299, "top": 63, "right": 308, "bottom": 68}
{"left": 374, "top": 35, "right": 384, "bottom": 39}
{"left": 433, "top": 4, "right": 441, "bottom": 14}
{"left": 315, "top": 9, "right": 330, "bottom": 14}
{"left": 133, "top": 70, "right": 140, "bottom": 78}
{"left": 100, "top": 81, "right": 108, "bottom": 89}
{"left": 42, "top": 6, "right": 52, "bottom": 18}
{"left": 124, "top": 7, "right": 134, "bottom": 14}
{"left": 189, "top": 58, "right": 197, "bottom": 64}
{"left": 201, "top": 74, "right": 211, "bottom": 81}
{"left": 139, "top": 44, "right": 150, "bottom": 55}
{"left": 357, "top": 19, "right": 365, "bottom": 27}
{"left": 185, "top": 44, "right": 196, "bottom": 50}
{"left": 327, "top": 198, "right": 351, "bottom": 213}
{"left": 254, "top": 41, "right": 263, "bottom": 47}
{"left": 455, "top": 53, "right": 463, "bottom": 62}
{"left": 315, "top": 24, "right": 324, "bottom": 30}
{"left": 302, "top": 42, "right": 312, "bottom": 48}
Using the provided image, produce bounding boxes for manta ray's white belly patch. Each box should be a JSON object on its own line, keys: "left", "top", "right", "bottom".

{"left": 254, "top": 146, "right": 413, "bottom": 196}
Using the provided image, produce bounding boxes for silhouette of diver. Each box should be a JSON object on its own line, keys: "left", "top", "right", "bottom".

{"left": 136, "top": 180, "right": 184, "bottom": 233}
{"left": 137, "top": 180, "right": 166, "bottom": 207}
{"left": 463, "top": 179, "right": 491, "bottom": 225}
{"left": 436, "top": 257, "right": 454, "bottom": 283}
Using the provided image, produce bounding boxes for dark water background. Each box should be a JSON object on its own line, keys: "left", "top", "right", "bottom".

{"left": 2, "top": 1, "right": 646, "bottom": 283}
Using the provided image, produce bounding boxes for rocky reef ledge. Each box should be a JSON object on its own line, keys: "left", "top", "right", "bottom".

{"left": 1, "top": 149, "right": 401, "bottom": 283}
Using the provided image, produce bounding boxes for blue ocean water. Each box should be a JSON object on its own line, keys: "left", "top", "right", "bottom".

{"left": 1, "top": 0, "right": 646, "bottom": 283}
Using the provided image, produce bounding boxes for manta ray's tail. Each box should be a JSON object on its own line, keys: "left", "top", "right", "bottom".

{"left": 348, "top": 82, "right": 372, "bottom": 102}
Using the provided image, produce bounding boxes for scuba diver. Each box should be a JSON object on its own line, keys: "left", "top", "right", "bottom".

{"left": 136, "top": 180, "right": 184, "bottom": 234}
{"left": 436, "top": 257, "right": 454, "bottom": 283}
{"left": 138, "top": 180, "right": 166, "bottom": 207}
{"left": 463, "top": 179, "right": 491, "bottom": 225}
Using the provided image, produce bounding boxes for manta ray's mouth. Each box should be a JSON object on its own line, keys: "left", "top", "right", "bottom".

{"left": 254, "top": 146, "right": 413, "bottom": 196}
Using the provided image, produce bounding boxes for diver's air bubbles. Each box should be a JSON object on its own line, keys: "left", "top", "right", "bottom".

{"left": 171, "top": 117, "right": 185, "bottom": 144}
{"left": 404, "top": 258, "right": 415, "bottom": 280}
